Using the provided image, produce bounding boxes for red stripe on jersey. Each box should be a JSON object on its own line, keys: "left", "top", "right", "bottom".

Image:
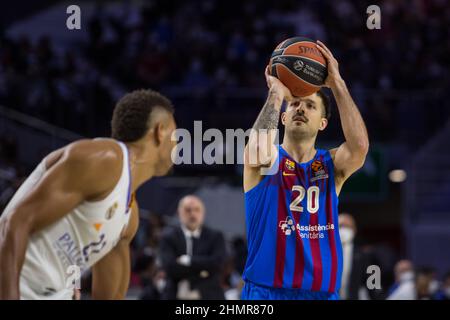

{"left": 273, "top": 158, "right": 293, "bottom": 287}
{"left": 292, "top": 211, "right": 305, "bottom": 288}
{"left": 326, "top": 186, "right": 338, "bottom": 292}
{"left": 309, "top": 179, "right": 323, "bottom": 291}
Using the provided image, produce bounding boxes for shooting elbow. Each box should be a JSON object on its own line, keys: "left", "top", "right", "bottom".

{"left": 359, "top": 139, "right": 369, "bottom": 156}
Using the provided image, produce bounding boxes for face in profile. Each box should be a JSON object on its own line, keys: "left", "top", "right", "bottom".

{"left": 155, "top": 115, "right": 177, "bottom": 176}
{"left": 178, "top": 196, "right": 205, "bottom": 231}
{"left": 281, "top": 92, "right": 328, "bottom": 140}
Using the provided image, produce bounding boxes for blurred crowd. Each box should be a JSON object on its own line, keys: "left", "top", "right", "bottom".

{"left": 0, "top": 134, "right": 25, "bottom": 212}
{"left": 0, "top": 0, "right": 449, "bottom": 142}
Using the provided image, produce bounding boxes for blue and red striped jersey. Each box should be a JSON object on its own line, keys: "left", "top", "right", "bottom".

{"left": 243, "top": 145, "right": 343, "bottom": 293}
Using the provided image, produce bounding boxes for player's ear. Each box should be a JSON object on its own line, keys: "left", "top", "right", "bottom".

{"left": 153, "top": 121, "right": 164, "bottom": 146}
{"left": 281, "top": 112, "right": 287, "bottom": 126}
{"left": 318, "top": 118, "right": 328, "bottom": 131}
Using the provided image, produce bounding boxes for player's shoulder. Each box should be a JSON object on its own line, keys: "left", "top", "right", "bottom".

{"left": 65, "top": 138, "right": 122, "bottom": 163}
{"left": 61, "top": 139, "right": 124, "bottom": 179}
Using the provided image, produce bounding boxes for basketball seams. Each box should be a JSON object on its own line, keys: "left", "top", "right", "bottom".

{"left": 276, "top": 54, "right": 327, "bottom": 68}
{"left": 279, "top": 37, "right": 314, "bottom": 50}
{"left": 271, "top": 62, "right": 278, "bottom": 78}
{"left": 271, "top": 49, "right": 284, "bottom": 58}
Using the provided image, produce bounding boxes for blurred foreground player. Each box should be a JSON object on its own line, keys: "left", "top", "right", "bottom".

{"left": 0, "top": 89, "right": 176, "bottom": 299}
{"left": 242, "top": 41, "right": 369, "bottom": 300}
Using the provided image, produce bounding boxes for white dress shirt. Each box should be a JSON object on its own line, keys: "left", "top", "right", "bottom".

{"left": 340, "top": 242, "right": 354, "bottom": 299}
{"left": 176, "top": 225, "right": 202, "bottom": 300}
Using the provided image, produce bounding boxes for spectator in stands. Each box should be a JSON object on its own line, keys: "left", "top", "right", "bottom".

{"left": 387, "top": 259, "right": 414, "bottom": 297}
{"left": 387, "top": 260, "right": 416, "bottom": 300}
{"left": 0, "top": 0, "right": 448, "bottom": 142}
{"left": 388, "top": 265, "right": 438, "bottom": 300}
{"left": 159, "top": 195, "right": 226, "bottom": 299}
{"left": 415, "top": 267, "right": 439, "bottom": 300}
{"left": 433, "top": 271, "right": 450, "bottom": 300}
{"left": 136, "top": 247, "right": 165, "bottom": 300}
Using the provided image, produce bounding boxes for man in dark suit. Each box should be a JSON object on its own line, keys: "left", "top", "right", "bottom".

{"left": 159, "top": 195, "right": 226, "bottom": 300}
{"left": 339, "top": 213, "right": 373, "bottom": 300}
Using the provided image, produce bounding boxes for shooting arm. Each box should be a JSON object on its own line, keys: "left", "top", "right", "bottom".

{"left": 243, "top": 67, "right": 293, "bottom": 192}
{"left": 316, "top": 41, "right": 369, "bottom": 192}
{"left": 244, "top": 90, "right": 283, "bottom": 168}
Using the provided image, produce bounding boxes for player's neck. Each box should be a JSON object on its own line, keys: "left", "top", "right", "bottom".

{"left": 125, "top": 142, "right": 157, "bottom": 192}
{"left": 281, "top": 138, "right": 316, "bottom": 164}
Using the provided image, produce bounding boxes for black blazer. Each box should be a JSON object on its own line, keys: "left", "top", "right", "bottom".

{"left": 344, "top": 244, "right": 384, "bottom": 300}
{"left": 159, "top": 225, "right": 227, "bottom": 300}
{"left": 345, "top": 245, "right": 370, "bottom": 300}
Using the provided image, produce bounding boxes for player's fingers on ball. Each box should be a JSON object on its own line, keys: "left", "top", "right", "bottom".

{"left": 286, "top": 94, "right": 294, "bottom": 102}
{"left": 284, "top": 89, "right": 294, "bottom": 102}
{"left": 315, "top": 42, "right": 329, "bottom": 55}
{"left": 318, "top": 42, "right": 334, "bottom": 60}
{"left": 316, "top": 44, "right": 330, "bottom": 59}
{"left": 316, "top": 40, "right": 332, "bottom": 54}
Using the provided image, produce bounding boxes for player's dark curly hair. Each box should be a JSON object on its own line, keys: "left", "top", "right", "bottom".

{"left": 316, "top": 89, "right": 331, "bottom": 120}
{"left": 111, "top": 89, "right": 174, "bottom": 142}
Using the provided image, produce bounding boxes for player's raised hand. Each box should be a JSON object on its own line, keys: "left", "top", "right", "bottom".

{"left": 316, "top": 40, "right": 343, "bottom": 89}
{"left": 265, "top": 65, "right": 293, "bottom": 102}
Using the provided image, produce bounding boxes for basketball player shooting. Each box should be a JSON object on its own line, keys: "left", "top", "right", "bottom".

{"left": 0, "top": 90, "right": 176, "bottom": 299}
{"left": 242, "top": 40, "right": 369, "bottom": 300}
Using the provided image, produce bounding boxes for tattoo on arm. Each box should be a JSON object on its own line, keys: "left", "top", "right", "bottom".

{"left": 252, "top": 92, "right": 282, "bottom": 130}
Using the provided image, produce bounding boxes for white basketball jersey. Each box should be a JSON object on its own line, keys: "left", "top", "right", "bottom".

{"left": 1, "top": 140, "right": 132, "bottom": 299}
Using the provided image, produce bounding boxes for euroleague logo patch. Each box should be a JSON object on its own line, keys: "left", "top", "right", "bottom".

{"left": 311, "top": 160, "right": 323, "bottom": 172}
{"left": 310, "top": 160, "right": 328, "bottom": 182}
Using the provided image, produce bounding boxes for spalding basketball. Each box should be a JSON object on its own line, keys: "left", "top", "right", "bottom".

{"left": 269, "top": 37, "right": 327, "bottom": 97}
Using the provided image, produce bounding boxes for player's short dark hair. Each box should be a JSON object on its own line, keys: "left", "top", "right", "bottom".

{"left": 111, "top": 89, "right": 174, "bottom": 142}
{"left": 316, "top": 89, "right": 331, "bottom": 120}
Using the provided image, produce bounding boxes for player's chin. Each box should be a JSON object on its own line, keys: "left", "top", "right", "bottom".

{"left": 155, "top": 162, "right": 173, "bottom": 177}
{"left": 291, "top": 122, "right": 308, "bottom": 130}
{"left": 158, "top": 163, "right": 175, "bottom": 176}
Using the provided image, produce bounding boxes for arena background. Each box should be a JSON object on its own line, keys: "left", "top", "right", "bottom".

{"left": 0, "top": 0, "right": 449, "bottom": 299}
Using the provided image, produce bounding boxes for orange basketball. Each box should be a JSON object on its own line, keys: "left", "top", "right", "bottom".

{"left": 269, "top": 37, "right": 327, "bottom": 97}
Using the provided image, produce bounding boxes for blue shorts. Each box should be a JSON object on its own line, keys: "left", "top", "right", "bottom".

{"left": 241, "top": 281, "right": 339, "bottom": 300}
